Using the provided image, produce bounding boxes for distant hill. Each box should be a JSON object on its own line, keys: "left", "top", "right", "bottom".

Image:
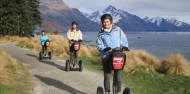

{"left": 39, "top": 0, "right": 99, "bottom": 31}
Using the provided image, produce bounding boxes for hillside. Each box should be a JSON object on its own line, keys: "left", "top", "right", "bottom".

{"left": 39, "top": 0, "right": 100, "bottom": 31}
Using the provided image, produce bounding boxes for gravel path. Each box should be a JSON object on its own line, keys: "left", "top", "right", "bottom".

{"left": 0, "top": 42, "right": 104, "bottom": 94}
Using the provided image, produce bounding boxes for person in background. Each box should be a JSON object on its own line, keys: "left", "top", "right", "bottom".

{"left": 40, "top": 30, "right": 50, "bottom": 54}
{"left": 67, "top": 21, "right": 83, "bottom": 41}
{"left": 67, "top": 21, "right": 83, "bottom": 52}
{"left": 96, "top": 14, "right": 129, "bottom": 94}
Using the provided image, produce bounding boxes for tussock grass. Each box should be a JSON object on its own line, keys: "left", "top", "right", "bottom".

{"left": 17, "top": 34, "right": 100, "bottom": 58}
{"left": 0, "top": 49, "right": 31, "bottom": 94}
{"left": 0, "top": 36, "right": 27, "bottom": 43}
{"left": 125, "top": 50, "right": 160, "bottom": 73}
{"left": 0, "top": 50, "right": 17, "bottom": 85}
{"left": 3, "top": 35, "right": 190, "bottom": 76}
{"left": 159, "top": 53, "right": 190, "bottom": 76}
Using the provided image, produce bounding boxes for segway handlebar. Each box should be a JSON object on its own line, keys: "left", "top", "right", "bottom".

{"left": 103, "top": 47, "right": 130, "bottom": 52}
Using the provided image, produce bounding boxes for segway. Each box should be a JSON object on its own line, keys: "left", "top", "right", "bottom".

{"left": 65, "top": 40, "right": 83, "bottom": 72}
{"left": 97, "top": 47, "right": 131, "bottom": 94}
{"left": 39, "top": 39, "right": 52, "bottom": 60}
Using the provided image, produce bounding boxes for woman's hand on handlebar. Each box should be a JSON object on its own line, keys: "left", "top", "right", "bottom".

{"left": 70, "top": 39, "right": 74, "bottom": 42}
{"left": 79, "top": 40, "right": 83, "bottom": 42}
{"left": 103, "top": 47, "right": 112, "bottom": 52}
{"left": 122, "top": 46, "right": 130, "bottom": 52}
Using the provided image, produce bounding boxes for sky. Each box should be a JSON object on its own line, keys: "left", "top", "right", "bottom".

{"left": 62, "top": 0, "right": 190, "bottom": 24}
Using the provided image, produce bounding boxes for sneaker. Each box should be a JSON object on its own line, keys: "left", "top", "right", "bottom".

{"left": 117, "top": 93, "right": 121, "bottom": 94}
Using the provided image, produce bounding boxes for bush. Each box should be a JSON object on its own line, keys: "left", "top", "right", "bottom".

{"left": 124, "top": 50, "right": 160, "bottom": 73}
{"left": 159, "top": 53, "right": 190, "bottom": 76}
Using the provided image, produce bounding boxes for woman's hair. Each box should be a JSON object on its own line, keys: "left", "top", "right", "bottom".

{"left": 71, "top": 21, "right": 79, "bottom": 31}
{"left": 41, "top": 30, "right": 46, "bottom": 35}
{"left": 72, "top": 21, "right": 78, "bottom": 25}
{"left": 41, "top": 30, "right": 46, "bottom": 33}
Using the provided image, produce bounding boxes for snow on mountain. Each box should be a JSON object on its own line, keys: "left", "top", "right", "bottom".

{"left": 143, "top": 17, "right": 164, "bottom": 26}
{"left": 166, "top": 18, "right": 189, "bottom": 27}
{"left": 87, "top": 5, "right": 122, "bottom": 23}
{"left": 82, "top": 12, "right": 90, "bottom": 18}
{"left": 87, "top": 11, "right": 102, "bottom": 23}
{"left": 143, "top": 17, "right": 190, "bottom": 27}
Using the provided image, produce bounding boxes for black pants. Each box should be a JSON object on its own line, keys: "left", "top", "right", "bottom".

{"left": 70, "top": 44, "right": 74, "bottom": 52}
{"left": 69, "top": 45, "right": 77, "bottom": 63}
{"left": 102, "top": 59, "right": 121, "bottom": 93}
{"left": 42, "top": 45, "right": 47, "bottom": 53}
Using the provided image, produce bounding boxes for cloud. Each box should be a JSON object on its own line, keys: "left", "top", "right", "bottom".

{"left": 62, "top": 0, "right": 190, "bottom": 24}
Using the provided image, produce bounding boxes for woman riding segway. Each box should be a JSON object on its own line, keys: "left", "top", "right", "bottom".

{"left": 96, "top": 14, "right": 130, "bottom": 94}
{"left": 39, "top": 30, "right": 52, "bottom": 60}
{"left": 66, "top": 21, "right": 83, "bottom": 72}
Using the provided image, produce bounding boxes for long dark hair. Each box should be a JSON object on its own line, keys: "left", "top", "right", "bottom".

{"left": 71, "top": 21, "right": 79, "bottom": 31}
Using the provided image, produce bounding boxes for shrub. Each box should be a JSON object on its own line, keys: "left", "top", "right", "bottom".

{"left": 159, "top": 53, "right": 190, "bottom": 76}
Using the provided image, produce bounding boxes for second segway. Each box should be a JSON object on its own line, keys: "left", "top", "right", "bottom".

{"left": 39, "top": 39, "right": 52, "bottom": 60}
{"left": 65, "top": 40, "right": 83, "bottom": 72}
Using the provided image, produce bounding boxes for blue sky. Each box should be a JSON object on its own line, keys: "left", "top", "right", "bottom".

{"left": 62, "top": 0, "right": 190, "bottom": 24}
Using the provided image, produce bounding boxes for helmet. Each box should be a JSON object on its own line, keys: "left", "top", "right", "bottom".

{"left": 101, "top": 14, "right": 113, "bottom": 23}
{"left": 72, "top": 21, "right": 78, "bottom": 26}
{"left": 41, "top": 30, "right": 46, "bottom": 33}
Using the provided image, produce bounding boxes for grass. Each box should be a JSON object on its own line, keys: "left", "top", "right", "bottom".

{"left": 122, "top": 70, "right": 190, "bottom": 94}
{"left": 0, "top": 49, "right": 32, "bottom": 94}
{"left": 159, "top": 53, "right": 190, "bottom": 76}
{"left": 125, "top": 50, "right": 160, "bottom": 73}
{"left": 3, "top": 35, "right": 190, "bottom": 94}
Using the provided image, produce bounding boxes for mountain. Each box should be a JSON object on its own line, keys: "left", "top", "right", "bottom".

{"left": 87, "top": 5, "right": 158, "bottom": 31}
{"left": 143, "top": 17, "right": 190, "bottom": 31}
{"left": 86, "top": 5, "right": 190, "bottom": 31}
{"left": 39, "top": 0, "right": 190, "bottom": 32}
{"left": 39, "top": 0, "right": 99, "bottom": 31}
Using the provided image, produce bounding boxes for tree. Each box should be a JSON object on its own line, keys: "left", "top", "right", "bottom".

{"left": 0, "top": 0, "right": 42, "bottom": 36}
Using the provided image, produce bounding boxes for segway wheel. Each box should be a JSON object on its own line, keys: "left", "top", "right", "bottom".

{"left": 123, "top": 87, "right": 131, "bottom": 94}
{"left": 97, "top": 86, "right": 104, "bottom": 94}
{"left": 79, "top": 60, "right": 83, "bottom": 72}
{"left": 48, "top": 51, "right": 52, "bottom": 60}
{"left": 39, "top": 52, "right": 43, "bottom": 60}
{"left": 65, "top": 59, "right": 70, "bottom": 72}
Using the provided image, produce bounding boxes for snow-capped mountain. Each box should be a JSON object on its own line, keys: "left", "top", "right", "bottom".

{"left": 84, "top": 5, "right": 190, "bottom": 31}
{"left": 88, "top": 11, "right": 102, "bottom": 23}
{"left": 82, "top": 12, "right": 90, "bottom": 18}
{"left": 86, "top": 5, "right": 157, "bottom": 31}
{"left": 87, "top": 5, "right": 122, "bottom": 23}
{"left": 143, "top": 17, "right": 164, "bottom": 26}
{"left": 143, "top": 17, "right": 190, "bottom": 27}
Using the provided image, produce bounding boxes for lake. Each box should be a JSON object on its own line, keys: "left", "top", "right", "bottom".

{"left": 62, "top": 31, "right": 190, "bottom": 61}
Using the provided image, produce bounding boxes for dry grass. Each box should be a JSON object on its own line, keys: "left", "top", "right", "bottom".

{"left": 0, "top": 36, "right": 27, "bottom": 43}
{"left": 2, "top": 35, "right": 190, "bottom": 76}
{"left": 17, "top": 34, "right": 100, "bottom": 58}
{"left": 0, "top": 50, "right": 29, "bottom": 85}
{"left": 160, "top": 53, "right": 190, "bottom": 76}
{"left": 0, "top": 49, "right": 17, "bottom": 85}
{"left": 0, "top": 49, "right": 31, "bottom": 93}
{"left": 124, "top": 50, "right": 161, "bottom": 73}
